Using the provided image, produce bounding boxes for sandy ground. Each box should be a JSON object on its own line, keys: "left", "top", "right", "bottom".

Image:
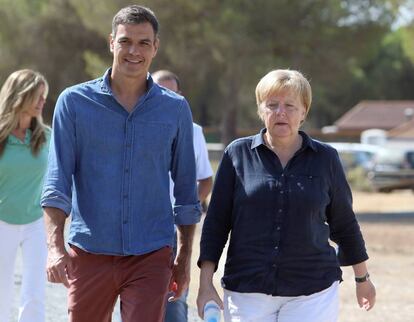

{"left": 337, "top": 188, "right": 414, "bottom": 321}
{"left": 187, "top": 190, "right": 414, "bottom": 322}
{"left": 11, "top": 190, "right": 414, "bottom": 321}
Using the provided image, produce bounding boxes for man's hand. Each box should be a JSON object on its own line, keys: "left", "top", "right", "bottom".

{"left": 168, "top": 224, "right": 196, "bottom": 301}
{"left": 46, "top": 247, "right": 70, "bottom": 288}
{"left": 168, "top": 252, "right": 191, "bottom": 301}
{"left": 44, "top": 207, "right": 69, "bottom": 288}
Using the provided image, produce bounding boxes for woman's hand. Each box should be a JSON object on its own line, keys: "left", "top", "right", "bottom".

{"left": 197, "top": 281, "right": 223, "bottom": 319}
{"left": 356, "top": 279, "right": 376, "bottom": 311}
{"left": 197, "top": 260, "right": 224, "bottom": 319}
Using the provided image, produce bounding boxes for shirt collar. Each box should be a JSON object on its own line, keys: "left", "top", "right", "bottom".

{"left": 251, "top": 128, "right": 318, "bottom": 152}
{"left": 100, "top": 68, "right": 112, "bottom": 94}
{"left": 8, "top": 129, "right": 31, "bottom": 145}
{"left": 251, "top": 128, "right": 267, "bottom": 149}
{"left": 100, "top": 69, "right": 156, "bottom": 96}
{"left": 300, "top": 131, "right": 318, "bottom": 152}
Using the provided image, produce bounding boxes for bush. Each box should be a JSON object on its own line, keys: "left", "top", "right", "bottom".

{"left": 346, "top": 166, "right": 374, "bottom": 192}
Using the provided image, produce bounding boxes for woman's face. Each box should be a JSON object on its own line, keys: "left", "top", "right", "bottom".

{"left": 260, "top": 90, "right": 306, "bottom": 140}
{"left": 24, "top": 84, "right": 46, "bottom": 118}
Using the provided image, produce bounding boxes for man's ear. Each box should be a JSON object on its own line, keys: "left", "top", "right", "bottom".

{"left": 109, "top": 34, "right": 114, "bottom": 53}
{"left": 153, "top": 37, "right": 160, "bottom": 58}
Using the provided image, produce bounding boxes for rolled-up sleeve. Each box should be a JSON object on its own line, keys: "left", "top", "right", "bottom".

{"left": 40, "top": 89, "right": 76, "bottom": 217}
{"left": 327, "top": 150, "right": 368, "bottom": 266}
{"left": 170, "top": 98, "right": 201, "bottom": 225}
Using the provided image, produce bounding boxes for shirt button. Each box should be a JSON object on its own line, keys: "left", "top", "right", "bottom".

{"left": 278, "top": 209, "right": 282, "bottom": 213}
{"left": 272, "top": 264, "right": 277, "bottom": 268}
{"left": 123, "top": 194, "right": 128, "bottom": 199}
{"left": 280, "top": 191, "right": 284, "bottom": 194}
{"left": 274, "top": 246, "right": 279, "bottom": 250}
{"left": 276, "top": 226, "right": 281, "bottom": 231}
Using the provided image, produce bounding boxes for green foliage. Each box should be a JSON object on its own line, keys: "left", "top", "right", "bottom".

{"left": 400, "top": 26, "right": 414, "bottom": 63}
{"left": 0, "top": 0, "right": 109, "bottom": 123}
{"left": 342, "top": 28, "right": 414, "bottom": 108}
{"left": 346, "top": 167, "right": 374, "bottom": 192}
{"left": 0, "top": 0, "right": 413, "bottom": 140}
{"left": 83, "top": 51, "right": 108, "bottom": 79}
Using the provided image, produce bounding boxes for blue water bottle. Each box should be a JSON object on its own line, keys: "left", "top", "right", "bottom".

{"left": 204, "top": 300, "right": 221, "bottom": 322}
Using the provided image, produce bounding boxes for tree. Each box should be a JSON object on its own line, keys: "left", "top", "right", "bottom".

{"left": 1, "top": 0, "right": 411, "bottom": 143}
{"left": 0, "top": 0, "right": 108, "bottom": 122}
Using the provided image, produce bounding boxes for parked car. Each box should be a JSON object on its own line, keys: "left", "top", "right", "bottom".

{"left": 367, "top": 147, "right": 414, "bottom": 192}
{"left": 327, "top": 142, "right": 381, "bottom": 172}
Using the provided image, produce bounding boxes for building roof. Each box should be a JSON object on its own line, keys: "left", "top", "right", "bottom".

{"left": 334, "top": 100, "right": 414, "bottom": 131}
{"left": 388, "top": 119, "right": 414, "bottom": 139}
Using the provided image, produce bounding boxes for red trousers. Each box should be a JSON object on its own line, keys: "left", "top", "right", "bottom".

{"left": 67, "top": 245, "right": 173, "bottom": 322}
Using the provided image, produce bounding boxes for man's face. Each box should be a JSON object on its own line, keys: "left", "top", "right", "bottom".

{"left": 110, "top": 22, "right": 159, "bottom": 79}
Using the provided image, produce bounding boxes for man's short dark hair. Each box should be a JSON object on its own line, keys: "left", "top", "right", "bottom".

{"left": 112, "top": 5, "right": 159, "bottom": 37}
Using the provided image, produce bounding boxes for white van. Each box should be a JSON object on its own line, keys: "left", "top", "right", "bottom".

{"left": 326, "top": 142, "right": 383, "bottom": 172}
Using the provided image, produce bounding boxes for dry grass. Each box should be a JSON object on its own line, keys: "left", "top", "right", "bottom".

{"left": 353, "top": 190, "right": 414, "bottom": 213}
{"left": 339, "top": 190, "right": 414, "bottom": 322}
{"left": 188, "top": 190, "right": 414, "bottom": 322}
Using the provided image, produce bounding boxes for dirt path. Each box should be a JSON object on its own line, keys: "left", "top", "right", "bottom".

{"left": 339, "top": 222, "right": 414, "bottom": 322}
{"left": 11, "top": 190, "right": 414, "bottom": 321}
{"left": 188, "top": 190, "right": 414, "bottom": 322}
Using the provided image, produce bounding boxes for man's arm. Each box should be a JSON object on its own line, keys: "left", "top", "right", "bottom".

{"left": 170, "top": 99, "right": 200, "bottom": 222}
{"left": 169, "top": 99, "right": 201, "bottom": 299}
{"left": 193, "top": 124, "right": 214, "bottom": 205}
{"left": 169, "top": 224, "right": 196, "bottom": 300}
{"left": 44, "top": 207, "right": 70, "bottom": 288}
{"left": 197, "top": 177, "right": 213, "bottom": 204}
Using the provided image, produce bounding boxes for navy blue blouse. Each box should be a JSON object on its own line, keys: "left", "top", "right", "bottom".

{"left": 199, "top": 129, "right": 368, "bottom": 296}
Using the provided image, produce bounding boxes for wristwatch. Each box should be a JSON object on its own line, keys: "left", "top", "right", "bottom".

{"left": 355, "top": 272, "right": 370, "bottom": 283}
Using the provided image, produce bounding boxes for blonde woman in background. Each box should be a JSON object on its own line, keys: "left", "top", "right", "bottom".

{"left": 0, "top": 69, "right": 50, "bottom": 322}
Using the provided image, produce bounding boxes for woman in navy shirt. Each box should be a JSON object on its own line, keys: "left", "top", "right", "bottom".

{"left": 197, "top": 69, "right": 376, "bottom": 322}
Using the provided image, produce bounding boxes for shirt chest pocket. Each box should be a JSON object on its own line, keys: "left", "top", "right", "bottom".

{"left": 134, "top": 121, "right": 174, "bottom": 154}
{"left": 288, "top": 174, "right": 325, "bottom": 213}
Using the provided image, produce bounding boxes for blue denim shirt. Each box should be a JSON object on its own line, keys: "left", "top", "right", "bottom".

{"left": 41, "top": 69, "right": 201, "bottom": 255}
{"left": 199, "top": 129, "right": 368, "bottom": 296}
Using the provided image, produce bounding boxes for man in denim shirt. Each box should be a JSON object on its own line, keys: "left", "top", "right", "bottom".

{"left": 41, "top": 5, "right": 200, "bottom": 322}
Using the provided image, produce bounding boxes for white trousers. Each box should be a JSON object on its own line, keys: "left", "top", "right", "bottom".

{"left": 0, "top": 218, "right": 47, "bottom": 322}
{"left": 223, "top": 281, "right": 339, "bottom": 322}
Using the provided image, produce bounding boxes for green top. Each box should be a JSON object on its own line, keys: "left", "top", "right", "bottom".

{"left": 0, "top": 129, "right": 50, "bottom": 224}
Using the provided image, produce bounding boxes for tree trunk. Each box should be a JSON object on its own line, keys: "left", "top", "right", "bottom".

{"left": 220, "top": 76, "right": 239, "bottom": 145}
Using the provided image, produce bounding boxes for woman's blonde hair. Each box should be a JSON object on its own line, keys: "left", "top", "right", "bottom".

{"left": 255, "top": 69, "right": 312, "bottom": 120}
{"left": 0, "top": 69, "right": 49, "bottom": 156}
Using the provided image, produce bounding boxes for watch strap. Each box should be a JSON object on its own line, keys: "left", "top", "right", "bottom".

{"left": 355, "top": 272, "right": 370, "bottom": 283}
